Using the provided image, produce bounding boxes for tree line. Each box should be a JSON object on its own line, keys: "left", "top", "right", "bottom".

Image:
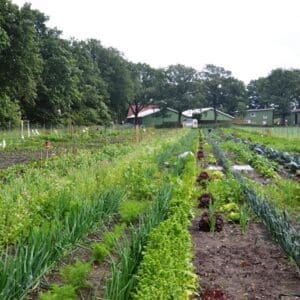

{"left": 1, "top": 0, "right": 300, "bottom": 128}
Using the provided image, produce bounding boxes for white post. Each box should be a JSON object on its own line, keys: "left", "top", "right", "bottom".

{"left": 21, "top": 120, "right": 24, "bottom": 140}
{"left": 27, "top": 121, "right": 30, "bottom": 138}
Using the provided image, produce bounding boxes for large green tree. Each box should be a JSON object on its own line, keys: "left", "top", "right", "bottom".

{"left": 87, "top": 40, "right": 134, "bottom": 122}
{"left": 247, "top": 77, "right": 270, "bottom": 109}
{"left": 265, "top": 69, "right": 300, "bottom": 123}
{"left": 0, "top": 1, "right": 42, "bottom": 120}
{"left": 247, "top": 69, "right": 300, "bottom": 124}
{"left": 163, "top": 64, "right": 201, "bottom": 125}
{"left": 200, "top": 64, "right": 245, "bottom": 122}
{"left": 127, "top": 63, "right": 165, "bottom": 126}
{"left": 70, "top": 40, "right": 111, "bottom": 125}
{"left": 33, "top": 30, "right": 80, "bottom": 124}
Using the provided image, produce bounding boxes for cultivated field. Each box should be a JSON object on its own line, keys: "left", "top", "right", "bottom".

{"left": 0, "top": 127, "right": 299, "bottom": 299}
{"left": 235, "top": 125, "right": 300, "bottom": 140}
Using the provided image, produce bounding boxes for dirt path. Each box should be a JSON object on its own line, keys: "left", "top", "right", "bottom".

{"left": 190, "top": 220, "right": 300, "bottom": 299}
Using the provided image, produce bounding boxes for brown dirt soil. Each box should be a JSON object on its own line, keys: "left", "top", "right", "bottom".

{"left": 0, "top": 150, "right": 42, "bottom": 169}
{"left": 190, "top": 220, "right": 300, "bottom": 300}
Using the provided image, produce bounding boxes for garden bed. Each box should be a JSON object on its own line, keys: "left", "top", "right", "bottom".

{"left": 190, "top": 220, "right": 300, "bottom": 299}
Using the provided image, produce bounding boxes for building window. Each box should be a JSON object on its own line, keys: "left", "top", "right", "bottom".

{"left": 250, "top": 112, "right": 256, "bottom": 117}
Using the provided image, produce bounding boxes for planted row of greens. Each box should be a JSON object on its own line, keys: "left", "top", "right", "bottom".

{"left": 105, "top": 130, "right": 199, "bottom": 299}
{"left": 221, "top": 140, "right": 279, "bottom": 178}
{"left": 224, "top": 128, "right": 300, "bottom": 154}
{"left": 211, "top": 130, "right": 300, "bottom": 216}
{"left": 222, "top": 129, "right": 300, "bottom": 174}
{"left": 38, "top": 130, "right": 195, "bottom": 300}
{"left": 0, "top": 128, "right": 169, "bottom": 247}
{"left": 197, "top": 131, "right": 249, "bottom": 233}
{"left": 133, "top": 145, "right": 198, "bottom": 299}
{"left": 0, "top": 129, "right": 185, "bottom": 299}
{"left": 206, "top": 131, "right": 300, "bottom": 269}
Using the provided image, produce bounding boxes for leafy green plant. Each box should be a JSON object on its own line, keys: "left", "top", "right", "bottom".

{"left": 207, "top": 177, "right": 244, "bottom": 206}
{"left": 133, "top": 217, "right": 197, "bottom": 299}
{"left": 92, "top": 244, "right": 110, "bottom": 263}
{"left": 119, "top": 200, "right": 150, "bottom": 224}
{"left": 40, "top": 284, "right": 76, "bottom": 300}
{"left": 221, "top": 140, "right": 278, "bottom": 178}
{"left": 61, "top": 261, "right": 92, "bottom": 290}
{"left": 92, "top": 223, "right": 126, "bottom": 262}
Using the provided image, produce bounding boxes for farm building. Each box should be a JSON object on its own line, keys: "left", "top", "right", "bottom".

{"left": 242, "top": 108, "right": 274, "bottom": 126}
{"left": 182, "top": 107, "right": 234, "bottom": 123}
{"left": 126, "top": 106, "right": 180, "bottom": 127}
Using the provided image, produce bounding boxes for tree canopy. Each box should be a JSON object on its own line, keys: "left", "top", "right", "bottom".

{"left": 1, "top": 0, "right": 299, "bottom": 128}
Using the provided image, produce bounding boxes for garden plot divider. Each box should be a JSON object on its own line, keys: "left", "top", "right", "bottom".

{"left": 206, "top": 131, "right": 300, "bottom": 269}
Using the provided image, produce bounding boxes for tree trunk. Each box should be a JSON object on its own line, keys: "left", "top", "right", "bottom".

{"left": 281, "top": 113, "right": 286, "bottom": 126}
{"left": 214, "top": 107, "right": 217, "bottom": 124}
{"left": 134, "top": 112, "right": 139, "bottom": 129}
{"left": 178, "top": 111, "right": 182, "bottom": 127}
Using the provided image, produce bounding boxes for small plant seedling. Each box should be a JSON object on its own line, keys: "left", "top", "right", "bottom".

{"left": 240, "top": 204, "right": 250, "bottom": 235}
{"left": 40, "top": 284, "right": 76, "bottom": 300}
{"left": 119, "top": 200, "right": 149, "bottom": 224}
{"left": 60, "top": 261, "right": 92, "bottom": 290}
{"left": 92, "top": 223, "right": 126, "bottom": 262}
{"left": 92, "top": 243, "right": 110, "bottom": 263}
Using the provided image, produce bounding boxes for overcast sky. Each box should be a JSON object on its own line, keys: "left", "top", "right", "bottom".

{"left": 12, "top": 0, "right": 300, "bottom": 83}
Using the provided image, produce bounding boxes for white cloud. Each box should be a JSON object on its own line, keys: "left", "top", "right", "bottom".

{"left": 12, "top": 0, "right": 300, "bottom": 83}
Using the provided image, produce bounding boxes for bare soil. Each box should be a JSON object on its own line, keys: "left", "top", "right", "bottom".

{"left": 0, "top": 150, "right": 42, "bottom": 169}
{"left": 190, "top": 220, "right": 300, "bottom": 299}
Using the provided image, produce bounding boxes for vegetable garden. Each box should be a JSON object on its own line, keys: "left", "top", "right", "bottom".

{"left": 0, "top": 127, "right": 299, "bottom": 299}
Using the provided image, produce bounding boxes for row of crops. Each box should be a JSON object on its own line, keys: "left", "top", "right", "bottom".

{"left": 205, "top": 129, "right": 300, "bottom": 267}
{"left": 0, "top": 128, "right": 201, "bottom": 299}
{"left": 0, "top": 127, "right": 141, "bottom": 151}
{"left": 0, "top": 127, "right": 299, "bottom": 299}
